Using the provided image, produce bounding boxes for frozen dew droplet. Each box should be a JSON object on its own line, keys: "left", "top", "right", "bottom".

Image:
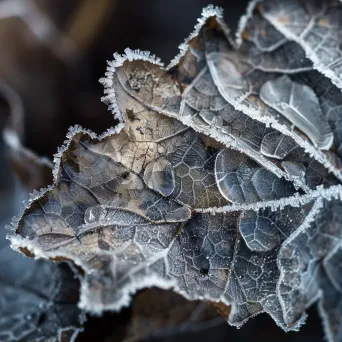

{"left": 261, "top": 131, "right": 297, "bottom": 160}
{"left": 215, "top": 148, "right": 296, "bottom": 203}
{"left": 281, "top": 161, "right": 306, "bottom": 180}
{"left": 38, "top": 302, "right": 48, "bottom": 310}
{"left": 251, "top": 167, "right": 296, "bottom": 201}
{"left": 199, "top": 109, "right": 216, "bottom": 125}
{"left": 239, "top": 211, "right": 280, "bottom": 252}
{"left": 143, "top": 158, "right": 175, "bottom": 197}
{"left": 260, "top": 75, "right": 334, "bottom": 150}
{"left": 165, "top": 206, "right": 192, "bottom": 222}
{"left": 84, "top": 205, "right": 107, "bottom": 224}
{"left": 207, "top": 52, "right": 247, "bottom": 91}
{"left": 215, "top": 149, "right": 260, "bottom": 203}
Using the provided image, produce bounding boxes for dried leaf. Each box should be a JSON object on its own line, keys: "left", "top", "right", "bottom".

{"left": 0, "top": 243, "right": 85, "bottom": 342}
{"left": 8, "top": 3, "right": 342, "bottom": 342}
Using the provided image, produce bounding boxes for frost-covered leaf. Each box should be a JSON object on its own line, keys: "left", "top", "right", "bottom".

{"left": 103, "top": 10, "right": 341, "bottom": 190}
{"left": 0, "top": 242, "right": 84, "bottom": 342}
{"left": 259, "top": 0, "right": 342, "bottom": 89}
{"left": 0, "top": 169, "right": 83, "bottom": 342}
{"left": 8, "top": 3, "right": 342, "bottom": 342}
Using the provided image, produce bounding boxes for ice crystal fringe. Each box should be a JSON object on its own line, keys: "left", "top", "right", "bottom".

{"left": 167, "top": 5, "right": 228, "bottom": 69}
{"left": 100, "top": 5, "right": 226, "bottom": 121}
{"left": 79, "top": 270, "right": 177, "bottom": 314}
{"left": 7, "top": 123, "right": 124, "bottom": 255}
{"left": 235, "top": 0, "right": 260, "bottom": 47}
{"left": 100, "top": 49, "right": 163, "bottom": 121}
{"left": 197, "top": 184, "right": 342, "bottom": 214}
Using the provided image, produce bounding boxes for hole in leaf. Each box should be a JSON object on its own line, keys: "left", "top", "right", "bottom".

{"left": 121, "top": 172, "right": 129, "bottom": 179}
{"left": 200, "top": 267, "right": 209, "bottom": 275}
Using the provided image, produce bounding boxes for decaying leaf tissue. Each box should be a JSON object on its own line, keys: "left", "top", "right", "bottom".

{"left": 1, "top": 0, "right": 341, "bottom": 341}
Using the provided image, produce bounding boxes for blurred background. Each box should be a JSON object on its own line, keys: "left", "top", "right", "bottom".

{"left": 0, "top": 0, "right": 327, "bottom": 341}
